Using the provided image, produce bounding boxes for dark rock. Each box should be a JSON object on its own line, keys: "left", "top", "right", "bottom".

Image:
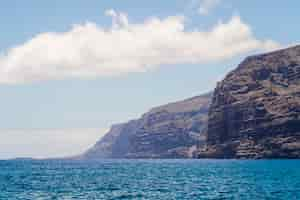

{"left": 79, "top": 45, "right": 300, "bottom": 160}
{"left": 199, "top": 45, "right": 300, "bottom": 159}
{"left": 80, "top": 93, "right": 212, "bottom": 159}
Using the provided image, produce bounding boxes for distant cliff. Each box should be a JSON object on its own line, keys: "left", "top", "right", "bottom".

{"left": 199, "top": 45, "right": 300, "bottom": 158}
{"left": 80, "top": 93, "right": 212, "bottom": 159}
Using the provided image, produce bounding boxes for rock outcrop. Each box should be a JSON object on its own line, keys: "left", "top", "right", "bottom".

{"left": 80, "top": 45, "right": 300, "bottom": 160}
{"left": 199, "top": 45, "right": 300, "bottom": 158}
{"left": 80, "top": 93, "right": 212, "bottom": 159}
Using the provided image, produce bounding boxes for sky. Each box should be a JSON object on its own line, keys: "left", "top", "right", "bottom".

{"left": 0, "top": 0, "right": 298, "bottom": 159}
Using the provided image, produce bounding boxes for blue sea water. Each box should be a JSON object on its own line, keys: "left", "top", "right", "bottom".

{"left": 0, "top": 159, "right": 299, "bottom": 200}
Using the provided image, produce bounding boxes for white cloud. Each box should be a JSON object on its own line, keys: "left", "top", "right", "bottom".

{"left": 105, "top": 9, "right": 129, "bottom": 28}
{"left": 198, "top": 0, "right": 220, "bottom": 15}
{"left": 0, "top": 128, "right": 108, "bottom": 159}
{"left": 0, "top": 10, "right": 280, "bottom": 84}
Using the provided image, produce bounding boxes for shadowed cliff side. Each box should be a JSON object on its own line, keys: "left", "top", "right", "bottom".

{"left": 79, "top": 92, "right": 212, "bottom": 159}
{"left": 199, "top": 45, "right": 300, "bottom": 158}
{"left": 78, "top": 45, "right": 300, "bottom": 160}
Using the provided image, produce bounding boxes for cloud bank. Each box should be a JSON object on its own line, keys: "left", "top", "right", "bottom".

{"left": 0, "top": 10, "right": 279, "bottom": 84}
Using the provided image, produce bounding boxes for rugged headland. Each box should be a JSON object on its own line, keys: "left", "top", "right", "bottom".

{"left": 79, "top": 93, "right": 211, "bottom": 159}
{"left": 80, "top": 45, "right": 300, "bottom": 159}
{"left": 199, "top": 45, "right": 300, "bottom": 159}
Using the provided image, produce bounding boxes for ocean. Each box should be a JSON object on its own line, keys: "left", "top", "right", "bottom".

{"left": 0, "top": 159, "right": 299, "bottom": 199}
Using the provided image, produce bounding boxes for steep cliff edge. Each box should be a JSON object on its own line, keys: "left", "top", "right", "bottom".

{"left": 80, "top": 93, "right": 212, "bottom": 159}
{"left": 199, "top": 45, "right": 300, "bottom": 158}
{"left": 80, "top": 45, "right": 300, "bottom": 159}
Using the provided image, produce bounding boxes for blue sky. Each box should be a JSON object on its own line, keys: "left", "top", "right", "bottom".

{"left": 0, "top": 0, "right": 298, "bottom": 158}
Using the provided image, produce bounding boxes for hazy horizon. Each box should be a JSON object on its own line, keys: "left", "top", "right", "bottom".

{"left": 0, "top": 128, "right": 107, "bottom": 159}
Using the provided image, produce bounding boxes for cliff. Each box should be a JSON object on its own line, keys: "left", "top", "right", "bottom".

{"left": 80, "top": 45, "right": 300, "bottom": 159}
{"left": 199, "top": 45, "right": 300, "bottom": 158}
{"left": 80, "top": 93, "right": 212, "bottom": 159}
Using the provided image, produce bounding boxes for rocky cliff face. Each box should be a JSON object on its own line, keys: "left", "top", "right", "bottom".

{"left": 81, "top": 93, "right": 212, "bottom": 159}
{"left": 80, "top": 120, "right": 140, "bottom": 159}
{"left": 80, "top": 45, "right": 300, "bottom": 160}
{"left": 199, "top": 45, "right": 300, "bottom": 158}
